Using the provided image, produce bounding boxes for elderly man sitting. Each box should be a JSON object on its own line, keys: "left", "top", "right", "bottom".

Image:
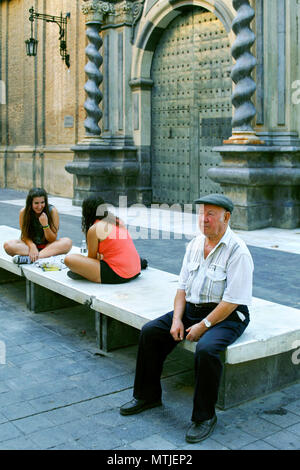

{"left": 120, "top": 194, "right": 254, "bottom": 444}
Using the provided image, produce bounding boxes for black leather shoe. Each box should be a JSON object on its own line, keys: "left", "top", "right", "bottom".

{"left": 120, "top": 398, "right": 162, "bottom": 416}
{"left": 185, "top": 415, "right": 217, "bottom": 443}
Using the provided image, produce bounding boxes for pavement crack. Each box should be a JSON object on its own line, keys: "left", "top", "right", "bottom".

{"left": 7, "top": 386, "right": 134, "bottom": 424}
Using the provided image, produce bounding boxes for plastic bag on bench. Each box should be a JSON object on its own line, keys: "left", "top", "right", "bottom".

{"left": 35, "top": 255, "right": 67, "bottom": 272}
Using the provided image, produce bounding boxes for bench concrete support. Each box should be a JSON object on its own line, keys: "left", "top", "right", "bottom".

{"left": 95, "top": 312, "right": 140, "bottom": 352}
{"left": 26, "top": 280, "right": 77, "bottom": 313}
{"left": 217, "top": 348, "right": 300, "bottom": 409}
{"left": 0, "top": 267, "right": 22, "bottom": 284}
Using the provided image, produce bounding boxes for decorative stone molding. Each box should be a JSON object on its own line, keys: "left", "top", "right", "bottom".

{"left": 129, "top": 77, "right": 153, "bottom": 90}
{"left": 209, "top": 146, "right": 300, "bottom": 229}
{"left": 82, "top": 0, "right": 145, "bottom": 39}
{"left": 131, "top": 1, "right": 145, "bottom": 42}
{"left": 82, "top": 0, "right": 114, "bottom": 23}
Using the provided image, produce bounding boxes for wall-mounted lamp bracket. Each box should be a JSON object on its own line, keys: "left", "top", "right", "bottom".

{"left": 25, "top": 6, "right": 71, "bottom": 68}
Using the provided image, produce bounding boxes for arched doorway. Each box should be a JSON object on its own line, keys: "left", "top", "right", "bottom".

{"left": 150, "top": 7, "right": 232, "bottom": 205}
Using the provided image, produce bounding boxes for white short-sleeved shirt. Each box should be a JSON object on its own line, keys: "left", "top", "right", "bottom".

{"left": 178, "top": 226, "right": 254, "bottom": 306}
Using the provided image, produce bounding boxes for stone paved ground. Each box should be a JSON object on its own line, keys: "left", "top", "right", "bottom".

{"left": 0, "top": 189, "right": 300, "bottom": 451}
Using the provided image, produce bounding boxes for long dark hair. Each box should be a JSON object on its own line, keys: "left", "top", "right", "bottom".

{"left": 81, "top": 196, "right": 121, "bottom": 236}
{"left": 22, "top": 188, "right": 55, "bottom": 239}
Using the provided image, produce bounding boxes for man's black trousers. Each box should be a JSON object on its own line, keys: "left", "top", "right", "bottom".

{"left": 133, "top": 302, "right": 249, "bottom": 422}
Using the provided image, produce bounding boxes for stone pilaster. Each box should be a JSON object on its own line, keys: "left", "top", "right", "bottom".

{"left": 65, "top": 0, "right": 143, "bottom": 207}
{"left": 256, "top": 0, "right": 300, "bottom": 146}
{"left": 99, "top": 0, "right": 145, "bottom": 147}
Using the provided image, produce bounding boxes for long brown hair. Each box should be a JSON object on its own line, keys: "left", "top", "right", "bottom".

{"left": 21, "top": 188, "right": 55, "bottom": 239}
{"left": 81, "top": 196, "right": 122, "bottom": 236}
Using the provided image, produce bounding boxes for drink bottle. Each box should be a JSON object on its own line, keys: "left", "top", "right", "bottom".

{"left": 80, "top": 239, "right": 87, "bottom": 255}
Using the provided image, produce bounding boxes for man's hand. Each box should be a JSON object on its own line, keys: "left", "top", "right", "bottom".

{"left": 170, "top": 318, "right": 184, "bottom": 342}
{"left": 186, "top": 322, "right": 206, "bottom": 342}
{"left": 170, "top": 289, "right": 186, "bottom": 342}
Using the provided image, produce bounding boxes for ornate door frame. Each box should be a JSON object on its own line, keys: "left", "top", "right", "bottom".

{"left": 129, "top": 0, "right": 234, "bottom": 203}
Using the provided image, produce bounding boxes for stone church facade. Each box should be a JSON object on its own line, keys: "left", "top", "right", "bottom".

{"left": 0, "top": 0, "right": 300, "bottom": 229}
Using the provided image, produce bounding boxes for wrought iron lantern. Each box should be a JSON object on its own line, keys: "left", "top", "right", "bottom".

{"left": 25, "top": 6, "right": 70, "bottom": 68}
{"left": 25, "top": 36, "right": 38, "bottom": 57}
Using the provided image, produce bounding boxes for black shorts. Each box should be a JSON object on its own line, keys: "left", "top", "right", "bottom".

{"left": 100, "top": 260, "right": 140, "bottom": 284}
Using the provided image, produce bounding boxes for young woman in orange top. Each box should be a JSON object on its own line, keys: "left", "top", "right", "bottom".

{"left": 64, "top": 196, "right": 146, "bottom": 283}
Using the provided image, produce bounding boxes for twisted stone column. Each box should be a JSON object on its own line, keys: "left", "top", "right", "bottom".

{"left": 84, "top": 22, "right": 103, "bottom": 137}
{"left": 224, "top": 0, "right": 263, "bottom": 144}
{"left": 80, "top": 0, "right": 114, "bottom": 140}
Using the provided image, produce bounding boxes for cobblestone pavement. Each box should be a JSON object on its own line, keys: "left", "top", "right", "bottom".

{"left": 0, "top": 189, "right": 299, "bottom": 451}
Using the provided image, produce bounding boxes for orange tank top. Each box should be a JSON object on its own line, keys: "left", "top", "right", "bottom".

{"left": 98, "top": 224, "right": 141, "bottom": 278}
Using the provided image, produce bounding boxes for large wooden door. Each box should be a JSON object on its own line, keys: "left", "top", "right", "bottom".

{"left": 151, "top": 8, "right": 232, "bottom": 204}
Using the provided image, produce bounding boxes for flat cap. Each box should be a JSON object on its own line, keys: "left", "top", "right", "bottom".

{"left": 194, "top": 193, "right": 234, "bottom": 213}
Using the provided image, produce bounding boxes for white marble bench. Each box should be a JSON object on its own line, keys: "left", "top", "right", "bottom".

{"left": 0, "top": 225, "right": 179, "bottom": 351}
{"left": 1, "top": 224, "right": 300, "bottom": 408}
{"left": 0, "top": 226, "right": 24, "bottom": 279}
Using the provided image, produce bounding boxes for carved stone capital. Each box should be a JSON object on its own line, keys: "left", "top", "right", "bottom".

{"left": 81, "top": 0, "right": 115, "bottom": 23}
{"left": 114, "top": 1, "right": 134, "bottom": 23}
{"left": 82, "top": 1, "right": 144, "bottom": 39}
{"left": 111, "top": 1, "right": 145, "bottom": 41}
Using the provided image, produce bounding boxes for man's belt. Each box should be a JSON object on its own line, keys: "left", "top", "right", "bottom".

{"left": 189, "top": 302, "right": 218, "bottom": 310}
